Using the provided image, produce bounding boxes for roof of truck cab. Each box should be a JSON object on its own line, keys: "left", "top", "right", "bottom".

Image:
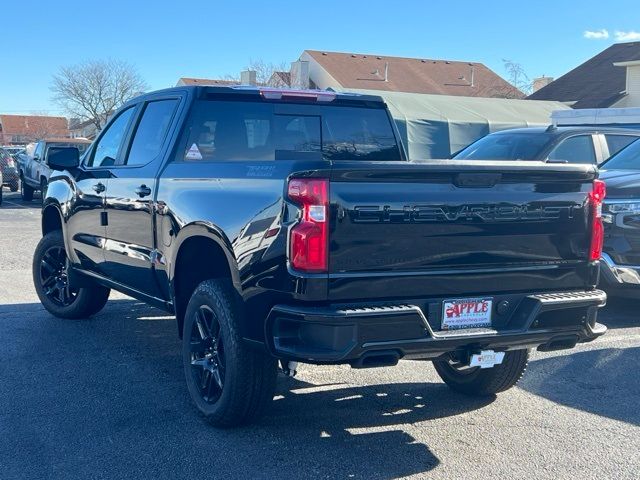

{"left": 133, "top": 85, "right": 386, "bottom": 105}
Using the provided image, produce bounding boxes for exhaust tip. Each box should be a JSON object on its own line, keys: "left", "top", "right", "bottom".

{"left": 351, "top": 350, "right": 401, "bottom": 369}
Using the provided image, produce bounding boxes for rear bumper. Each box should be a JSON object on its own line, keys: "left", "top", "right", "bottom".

{"left": 265, "top": 290, "right": 607, "bottom": 364}
{"left": 2, "top": 169, "right": 18, "bottom": 186}
{"left": 600, "top": 253, "right": 640, "bottom": 287}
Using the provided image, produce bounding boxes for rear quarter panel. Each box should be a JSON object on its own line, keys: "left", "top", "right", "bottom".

{"left": 155, "top": 159, "right": 330, "bottom": 339}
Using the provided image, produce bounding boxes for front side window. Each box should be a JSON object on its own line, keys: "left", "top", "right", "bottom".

{"left": 33, "top": 142, "right": 44, "bottom": 161}
{"left": 176, "top": 100, "right": 400, "bottom": 162}
{"left": 88, "top": 107, "right": 135, "bottom": 167}
{"left": 125, "top": 99, "right": 179, "bottom": 166}
{"left": 547, "top": 135, "right": 596, "bottom": 164}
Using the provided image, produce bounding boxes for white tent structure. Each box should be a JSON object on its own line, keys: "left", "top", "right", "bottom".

{"left": 346, "top": 89, "right": 571, "bottom": 159}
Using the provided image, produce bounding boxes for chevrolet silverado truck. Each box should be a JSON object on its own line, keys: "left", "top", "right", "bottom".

{"left": 34, "top": 86, "right": 607, "bottom": 427}
{"left": 19, "top": 138, "right": 90, "bottom": 201}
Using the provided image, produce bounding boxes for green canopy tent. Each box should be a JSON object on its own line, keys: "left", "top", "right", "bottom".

{"left": 345, "top": 89, "right": 570, "bottom": 159}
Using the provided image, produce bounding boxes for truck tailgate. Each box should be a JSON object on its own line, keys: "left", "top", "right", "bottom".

{"left": 328, "top": 160, "right": 598, "bottom": 301}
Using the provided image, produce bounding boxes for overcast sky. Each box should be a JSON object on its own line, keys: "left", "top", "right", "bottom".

{"left": 1, "top": 0, "right": 639, "bottom": 115}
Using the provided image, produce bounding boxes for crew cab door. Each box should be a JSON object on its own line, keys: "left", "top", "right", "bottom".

{"left": 66, "top": 106, "right": 137, "bottom": 275}
{"left": 102, "top": 96, "right": 182, "bottom": 300}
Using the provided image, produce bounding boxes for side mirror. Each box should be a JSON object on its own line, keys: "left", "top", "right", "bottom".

{"left": 46, "top": 147, "right": 80, "bottom": 170}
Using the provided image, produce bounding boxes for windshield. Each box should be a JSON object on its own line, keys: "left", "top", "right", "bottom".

{"left": 49, "top": 142, "right": 89, "bottom": 154}
{"left": 601, "top": 138, "right": 640, "bottom": 170}
{"left": 454, "top": 132, "right": 554, "bottom": 161}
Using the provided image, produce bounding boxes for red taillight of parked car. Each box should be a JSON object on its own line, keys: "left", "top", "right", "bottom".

{"left": 589, "top": 179, "right": 606, "bottom": 261}
{"left": 288, "top": 178, "right": 329, "bottom": 272}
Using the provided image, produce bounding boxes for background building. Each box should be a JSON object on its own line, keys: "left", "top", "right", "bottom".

{"left": 0, "top": 114, "right": 69, "bottom": 145}
{"left": 294, "top": 50, "right": 524, "bottom": 98}
{"left": 528, "top": 41, "right": 640, "bottom": 108}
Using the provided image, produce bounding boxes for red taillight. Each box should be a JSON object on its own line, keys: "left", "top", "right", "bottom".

{"left": 589, "top": 179, "right": 606, "bottom": 261}
{"left": 288, "top": 178, "right": 329, "bottom": 272}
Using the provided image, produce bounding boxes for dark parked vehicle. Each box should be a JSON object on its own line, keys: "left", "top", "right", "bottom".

{"left": 0, "top": 148, "right": 19, "bottom": 192}
{"left": 599, "top": 140, "right": 640, "bottom": 296}
{"left": 453, "top": 126, "right": 640, "bottom": 164}
{"left": 34, "top": 86, "right": 607, "bottom": 427}
{"left": 19, "top": 138, "right": 91, "bottom": 201}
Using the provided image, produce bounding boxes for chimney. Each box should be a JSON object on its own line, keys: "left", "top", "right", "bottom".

{"left": 290, "top": 60, "right": 310, "bottom": 89}
{"left": 240, "top": 70, "right": 257, "bottom": 86}
{"left": 532, "top": 76, "right": 554, "bottom": 92}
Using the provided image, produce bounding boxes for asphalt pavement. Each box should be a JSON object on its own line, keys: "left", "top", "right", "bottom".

{"left": 0, "top": 190, "right": 638, "bottom": 480}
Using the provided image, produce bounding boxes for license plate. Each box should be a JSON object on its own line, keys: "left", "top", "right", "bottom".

{"left": 441, "top": 297, "right": 493, "bottom": 330}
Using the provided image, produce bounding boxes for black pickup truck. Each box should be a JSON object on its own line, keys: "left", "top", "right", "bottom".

{"left": 34, "top": 86, "right": 607, "bottom": 427}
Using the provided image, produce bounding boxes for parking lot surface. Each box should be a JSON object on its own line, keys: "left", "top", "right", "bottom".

{"left": 0, "top": 190, "right": 638, "bottom": 480}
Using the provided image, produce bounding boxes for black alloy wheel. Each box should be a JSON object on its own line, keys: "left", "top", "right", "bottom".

{"left": 38, "top": 245, "right": 78, "bottom": 307}
{"left": 189, "top": 305, "right": 225, "bottom": 404}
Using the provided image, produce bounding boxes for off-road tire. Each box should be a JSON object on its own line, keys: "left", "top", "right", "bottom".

{"left": 40, "top": 178, "right": 48, "bottom": 205}
{"left": 33, "top": 230, "right": 110, "bottom": 319}
{"left": 182, "top": 279, "right": 278, "bottom": 427}
{"left": 21, "top": 176, "right": 34, "bottom": 201}
{"left": 434, "top": 349, "right": 529, "bottom": 396}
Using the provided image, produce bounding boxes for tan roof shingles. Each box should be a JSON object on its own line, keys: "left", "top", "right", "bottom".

{"left": 304, "top": 50, "right": 522, "bottom": 98}
{"left": 0, "top": 114, "right": 69, "bottom": 137}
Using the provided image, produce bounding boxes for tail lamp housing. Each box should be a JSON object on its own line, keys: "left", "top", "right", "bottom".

{"left": 287, "top": 178, "right": 329, "bottom": 272}
{"left": 588, "top": 179, "right": 606, "bottom": 262}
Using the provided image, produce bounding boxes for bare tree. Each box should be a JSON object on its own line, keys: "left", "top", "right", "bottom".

{"left": 51, "top": 59, "right": 147, "bottom": 132}
{"left": 224, "top": 58, "right": 290, "bottom": 85}
{"left": 502, "top": 59, "right": 532, "bottom": 96}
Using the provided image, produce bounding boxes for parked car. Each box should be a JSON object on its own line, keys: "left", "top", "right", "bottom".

{"left": 452, "top": 126, "right": 640, "bottom": 164}
{"left": 599, "top": 140, "right": 640, "bottom": 296}
{"left": 0, "top": 167, "right": 3, "bottom": 205}
{"left": 0, "top": 148, "right": 19, "bottom": 192}
{"left": 1, "top": 146, "right": 26, "bottom": 157}
{"left": 19, "top": 138, "right": 91, "bottom": 201}
{"left": 35, "top": 86, "right": 607, "bottom": 427}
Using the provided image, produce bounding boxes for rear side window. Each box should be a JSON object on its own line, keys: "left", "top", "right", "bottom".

{"left": 547, "top": 135, "right": 596, "bottom": 164}
{"left": 605, "top": 134, "right": 638, "bottom": 158}
{"left": 88, "top": 107, "right": 135, "bottom": 167}
{"left": 176, "top": 100, "right": 400, "bottom": 162}
{"left": 125, "top": 99, "right": 179, "bottom": 166}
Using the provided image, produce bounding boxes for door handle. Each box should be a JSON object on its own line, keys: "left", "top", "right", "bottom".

{"left": 92, "top": 182, "right": 105, "bottom": 194}
{"left": 135, "top": 185, "right": 152, "bottom": 198}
